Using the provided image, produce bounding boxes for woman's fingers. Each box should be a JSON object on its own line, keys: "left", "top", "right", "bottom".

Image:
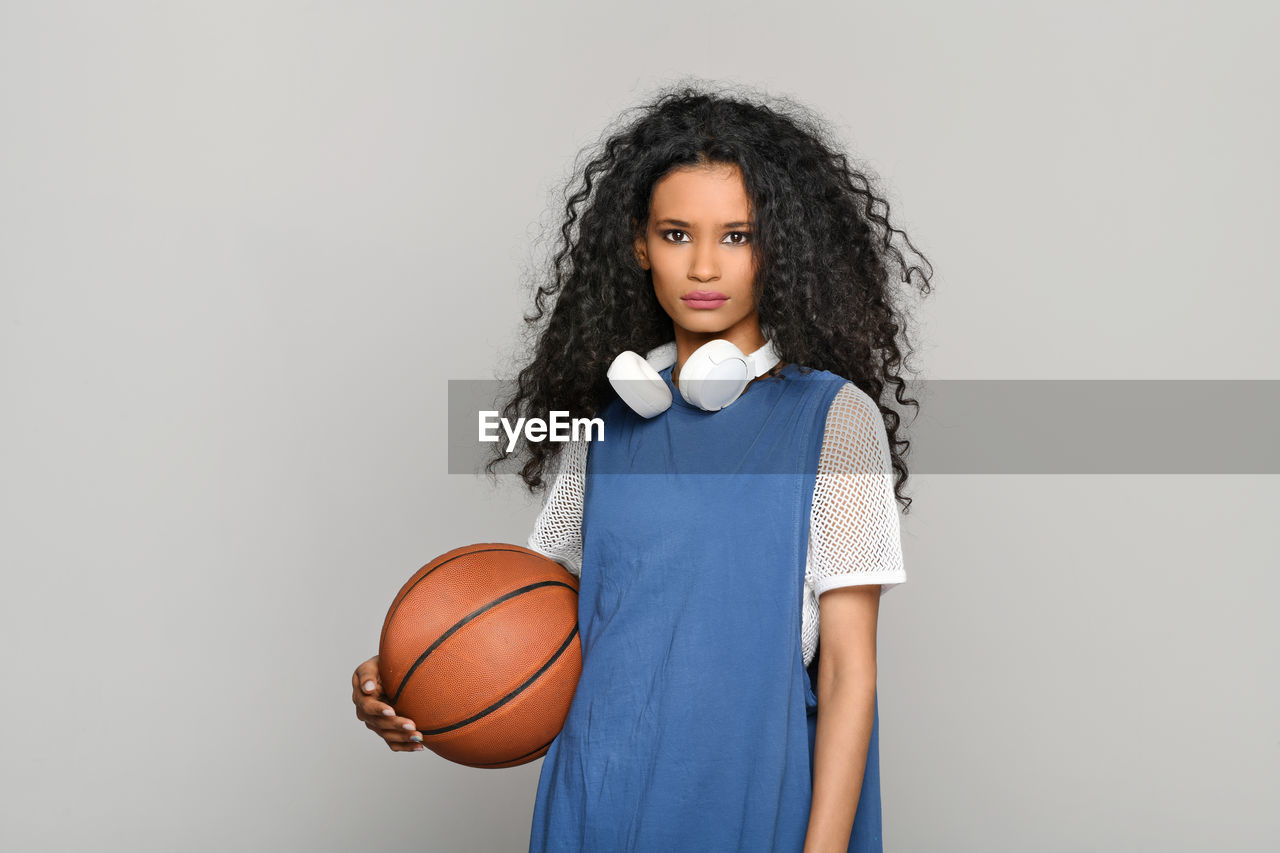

{"left": 364, "top": 721, "right": 425, "bottom": 751}
{"left": 353, "top": 690, "right": 421, "bottom": 734}
{"left": 354, "top": 693, "right": 417, "bottom": 730}
{"left": 353, "top": 656, "right": 381, "bottom": 696}
{"left": 368, "top": 708, "right": 421, "bottom": 735}
{"left": 389, "top": 741, "right": 426, "bottom": 753}
{"left": 352, "top": 655, "right": 422, "bottom": 751}
{"left": 363, "top": 720, "right": 422, "bottom": 743}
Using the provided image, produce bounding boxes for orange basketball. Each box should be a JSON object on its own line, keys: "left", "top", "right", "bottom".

{"left": 377, "top": 543, "right": 582, "bottom": 768}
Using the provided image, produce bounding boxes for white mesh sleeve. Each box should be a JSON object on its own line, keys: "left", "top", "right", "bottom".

{"left": 526, "top": 437, "right": 588, "bottom": 577}
{"left": 808, "top": 382, "right": 907, "bottom": 597}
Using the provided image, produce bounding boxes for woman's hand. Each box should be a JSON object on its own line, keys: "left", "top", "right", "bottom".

{"left": 352, "top": 655, "right": 424, "bottom": 752}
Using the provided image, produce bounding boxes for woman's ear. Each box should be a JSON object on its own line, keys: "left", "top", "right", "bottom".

{"left": 632, "top": 230, "right": 650, "bottom": 271}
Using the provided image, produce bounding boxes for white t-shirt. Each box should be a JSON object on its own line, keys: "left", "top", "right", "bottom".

{"left": 527, "top": 381, "right": 907, "bottom": 667}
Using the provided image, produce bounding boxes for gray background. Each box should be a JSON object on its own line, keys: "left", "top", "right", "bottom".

{"left": 1, "top": 1, "right": 1276, "bottom": 851}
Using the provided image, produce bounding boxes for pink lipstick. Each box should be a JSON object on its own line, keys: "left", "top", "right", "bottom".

{"left": 681, "top": 290, "right": 729, "bottom": 309}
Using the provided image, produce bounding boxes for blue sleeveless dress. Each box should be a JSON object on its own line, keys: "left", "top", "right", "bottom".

{"left": 528, "top": 362, "right": 883, "bottom": 852}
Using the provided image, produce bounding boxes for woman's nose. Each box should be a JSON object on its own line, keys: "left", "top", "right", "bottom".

{"left": 687, "top": 241, "right": 719, "bottom": 282}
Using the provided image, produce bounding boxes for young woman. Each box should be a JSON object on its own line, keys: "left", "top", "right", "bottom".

{"left": 351, "top": 84, "right": 932, "bottom": 852}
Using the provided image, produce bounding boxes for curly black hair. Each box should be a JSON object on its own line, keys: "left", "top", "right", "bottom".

{"left": 485, "top": 80, "right": 934, "bottom": 512}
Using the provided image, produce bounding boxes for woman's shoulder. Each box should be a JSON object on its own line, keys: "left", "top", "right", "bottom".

{"left": 785, "top": 365, "right": 883, "bottom": 421}
{"left": 785, "top": 364, "right": 859, "bottom": 396}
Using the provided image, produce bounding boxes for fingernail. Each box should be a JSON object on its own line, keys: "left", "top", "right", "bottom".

{"left": 363, "top": 680, "right": 376, "bottom": 692}
{"left": 413, "top": 745, "right": 425, "bottom": 751}
{"left": 382, "top": 708, "right": 394, "bottom": 716}
{"left": 401, "top": 723, "right": 414, "bottom": 730}
{"left": 410, "top": 734, "right": 423, "bottom": 743}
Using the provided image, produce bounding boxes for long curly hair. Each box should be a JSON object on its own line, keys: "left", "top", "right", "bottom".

{"left": 485, "top": 81, "right": 933, "bottom": 512}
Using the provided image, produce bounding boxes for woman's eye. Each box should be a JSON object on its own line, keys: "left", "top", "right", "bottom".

{"left": 660, "top": 230, "right": 750, "bottom": 245}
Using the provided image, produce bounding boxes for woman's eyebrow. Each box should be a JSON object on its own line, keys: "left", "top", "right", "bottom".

{"left": 655, "top": 218, "right": 752, "bottom": 229}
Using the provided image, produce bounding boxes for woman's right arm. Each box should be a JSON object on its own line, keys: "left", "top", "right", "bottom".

{"left": 351, "top": 439, "right": 587, "bottom": 751}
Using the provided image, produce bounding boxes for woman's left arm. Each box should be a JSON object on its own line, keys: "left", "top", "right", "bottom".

{"left": 802, "top": 583, "right": 881, "bottom": 853}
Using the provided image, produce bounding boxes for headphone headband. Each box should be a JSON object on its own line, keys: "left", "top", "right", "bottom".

{"left": 645, "top": 339, "right": 779, "bottom": 377}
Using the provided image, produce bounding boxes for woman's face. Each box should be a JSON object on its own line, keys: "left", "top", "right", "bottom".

{"left": 633, "top": 162, "right": 762, "bottom": 348}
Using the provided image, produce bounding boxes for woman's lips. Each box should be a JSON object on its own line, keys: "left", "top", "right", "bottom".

{"left": 681, "top": 291, "right": 729, "bottom": 309}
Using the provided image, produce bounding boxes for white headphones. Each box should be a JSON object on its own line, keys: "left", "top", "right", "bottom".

{"left": 606, "top": 338, "right": 782, "bottom": 418}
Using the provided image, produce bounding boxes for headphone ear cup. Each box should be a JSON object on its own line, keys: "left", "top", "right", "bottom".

{"left": 678, "top": 339, "right": 751, "bottom": 411}
{"left": 607, "top": 350, "right": 673, "bottom": 418}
